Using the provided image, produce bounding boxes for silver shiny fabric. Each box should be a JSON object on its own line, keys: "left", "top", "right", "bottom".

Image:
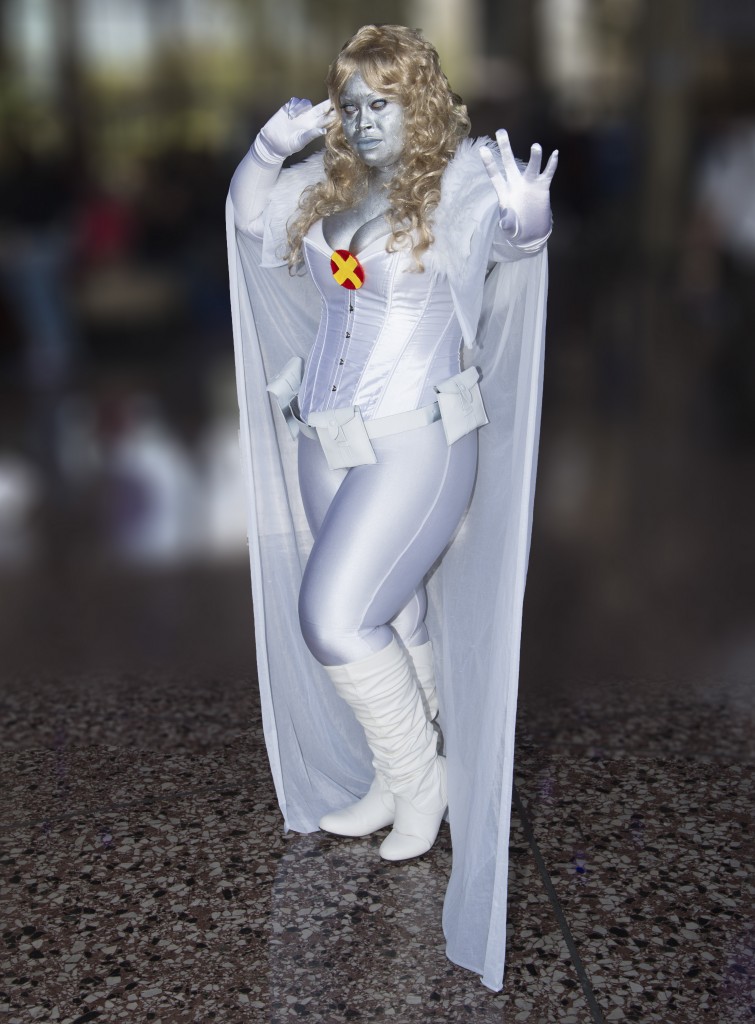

{"left": 298, "top": 419, "right": 478, "bottom": 666}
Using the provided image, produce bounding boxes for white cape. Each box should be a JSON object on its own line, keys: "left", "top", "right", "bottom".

{"left": 226, "top": 141, "right": 548, "bottom": 991}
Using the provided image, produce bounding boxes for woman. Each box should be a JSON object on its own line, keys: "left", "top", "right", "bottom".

{"left": 227, "top": 24, "right": 556, "bottom": 989}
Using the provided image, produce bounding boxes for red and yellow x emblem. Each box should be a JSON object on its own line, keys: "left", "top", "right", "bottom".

{"left": 330, "top": 249, "right": 365, "bottom": 290}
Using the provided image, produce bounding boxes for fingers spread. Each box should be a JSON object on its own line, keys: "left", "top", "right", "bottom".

{"left": 479, "top": 146, "right": 500, "bottom": 181}
{"left": 494, "top": 128, "right": 520, "bottom": 179}
{"left": 543, "top": 149, "right": 559, "bottom": 182}
{"left": 480, "top": 147, "right": 508, "bottom": 205}
{"left": 524, "top": 143, "right": 543, "bottom": 180}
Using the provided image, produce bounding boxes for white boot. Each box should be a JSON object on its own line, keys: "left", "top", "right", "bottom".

{"left": 318, "top": 773, "right": 394, "bottom": 837}
{"left": 382, "top": 756, "right": 447, "bottom": 861}
{"left": 407, "top": 640, "right": 439, "bottom": 720}
{"left": 407, "top": 640, "right": 445, "bottom": 757}
{"left": 320, "top": 638, "right": 447, "bottom": 861}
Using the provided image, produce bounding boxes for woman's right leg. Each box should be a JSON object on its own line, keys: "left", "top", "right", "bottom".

{"left": 297, "top": 433, "right": 399, "bottom": 839}
{"left": 298, "top": 433, "right": 429, "bottom": 650}
{"left": 297, "top": 422, "right": 476, "bottom": 667}
{"left": 298, "top": 433, "right": 434, "bottom": 842}
{"left": 295, "top": 422, "right": 477, "bottom": 859}
{"left": 297, "top": 432, "right": 345, "bottom": 537}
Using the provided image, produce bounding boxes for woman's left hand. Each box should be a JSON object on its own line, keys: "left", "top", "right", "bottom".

{"left": 480, "top": 130, "right": 558, "bottom": 243}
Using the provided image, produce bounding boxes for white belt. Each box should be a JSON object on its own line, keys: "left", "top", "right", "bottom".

{"left": 267, "top": 358, "right": 486, "bottom": 470}
{"left": 294, "top": 399, "right": 441, "bottom": 441}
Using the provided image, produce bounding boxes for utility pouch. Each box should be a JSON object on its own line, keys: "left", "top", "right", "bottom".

{"left": 308, "top": 406, "right": 378, "bottom": 470}
{"left": 266, "top": 357, "right": 304, "bottom": 438}
{"left": 434, "top": 366, "right": 489, "bottom": 445}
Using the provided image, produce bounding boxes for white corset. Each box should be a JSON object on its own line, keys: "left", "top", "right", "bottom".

{"left": 297, "top": 220, "right": 462, "bottom": 422}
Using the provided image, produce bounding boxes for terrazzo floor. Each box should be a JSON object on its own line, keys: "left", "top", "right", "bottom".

{"left": 1, "top": 571, "right": 753, "bottom": 1023}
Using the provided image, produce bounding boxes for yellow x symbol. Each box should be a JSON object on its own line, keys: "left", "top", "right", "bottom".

{"left": 330, "top": 250, "right": 364, "bottom": 289}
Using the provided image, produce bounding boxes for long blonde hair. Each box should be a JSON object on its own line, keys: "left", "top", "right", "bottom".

{"left": 287, "top": 24, "right": 470, "bottom": 271}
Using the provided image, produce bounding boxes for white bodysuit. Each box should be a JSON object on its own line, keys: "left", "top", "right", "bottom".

{"left": 295, "top": 219, "right": 475, "bottom": 667}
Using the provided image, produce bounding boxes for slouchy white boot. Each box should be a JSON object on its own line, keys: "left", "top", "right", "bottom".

{"left": 320, "top": 638, "right": 446, "bottom": 861}
{"left": 407, "top": 639, "right": 447, "bottom": 761}
{"left": 318, "top": 772, "right": 395, "bottom": 837}
{"left": 407, "top": 640, "right": 439, "bottom": 721}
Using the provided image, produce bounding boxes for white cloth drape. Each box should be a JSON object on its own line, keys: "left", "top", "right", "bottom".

{"left": 225, "top": 145, "right": 548, "bottom": 990}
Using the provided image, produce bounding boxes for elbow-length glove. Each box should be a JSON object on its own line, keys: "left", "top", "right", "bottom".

{"left": 252, "top": 97, "right": 332, "bottom": 165}
{"left": 230, "top": 97, "right": 331, "bottom": 234}
{"left": 480, "top": 129, "right": 559, "bottom": 251}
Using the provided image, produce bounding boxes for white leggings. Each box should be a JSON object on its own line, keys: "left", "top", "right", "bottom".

{"left": 297, "top": 418, "right": 478, "bottom": 666}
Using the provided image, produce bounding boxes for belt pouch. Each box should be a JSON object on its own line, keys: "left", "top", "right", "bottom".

{"left": 434, "top": 366, "right": 489, "bottom": 445}
{"left": 266, "top": 356, "right": 304, "bottom": 438}
{"left": 308, "top": 406, "right": 378, "bottom": 470}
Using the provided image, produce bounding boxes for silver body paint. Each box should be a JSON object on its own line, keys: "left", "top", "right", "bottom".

{"left": 322, "top": 72, "right": 406, "bottom": 254}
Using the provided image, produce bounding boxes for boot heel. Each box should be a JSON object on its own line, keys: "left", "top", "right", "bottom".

{"left": 322, "top": 639, "right": 445, "bottom": 859}
{"left": 379, "top": 757, "right": 447, "bottom": 861}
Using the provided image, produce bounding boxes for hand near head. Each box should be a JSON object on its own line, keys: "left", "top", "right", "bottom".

{"left": 254, "top": 98, "right": 333, "bottom": 166}
{"left": 480, "top": 129, "right": 558, "bottom": 241}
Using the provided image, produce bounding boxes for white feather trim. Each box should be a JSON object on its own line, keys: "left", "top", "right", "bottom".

{"left": 261, "top": 138, "right": 501, "bottom": 275}
{"left": 427, "top": 137, "right": 499, "bottom": 280}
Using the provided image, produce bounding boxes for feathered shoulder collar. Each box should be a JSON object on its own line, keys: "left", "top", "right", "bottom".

{"left": 261, "top": 137, "right": 500, "bottom": 277}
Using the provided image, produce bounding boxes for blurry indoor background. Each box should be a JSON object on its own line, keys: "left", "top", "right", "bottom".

{"left": 0, "top": 0, "right": 753, "bottom": 718}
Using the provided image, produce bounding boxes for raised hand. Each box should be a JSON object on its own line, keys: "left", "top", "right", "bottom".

{"left": 480, "top": 129, "right": 558, "bottom": 243}
{"left": 254, "top": 97, "right": 333, "bottom": 166}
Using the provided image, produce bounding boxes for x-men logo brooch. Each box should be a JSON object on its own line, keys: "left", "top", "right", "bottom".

{"left": 330, "top": 250, "right": 365, "bottom": 289}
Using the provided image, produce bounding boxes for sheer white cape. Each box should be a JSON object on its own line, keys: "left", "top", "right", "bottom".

{"left": 225, "top": 140, "right": 548, "bottom": 991}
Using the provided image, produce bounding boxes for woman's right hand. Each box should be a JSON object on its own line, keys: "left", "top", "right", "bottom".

{"left": 253, "top": 98, "right": 333, "bottom": 165}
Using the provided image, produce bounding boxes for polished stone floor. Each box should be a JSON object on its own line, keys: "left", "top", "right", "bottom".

{"left": 1, "top": 568, "right": 752, "bottom": 1024}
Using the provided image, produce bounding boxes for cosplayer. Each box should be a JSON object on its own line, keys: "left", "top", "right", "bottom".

{"left": 226, "top": 25, "right": 556, "bottom": 990}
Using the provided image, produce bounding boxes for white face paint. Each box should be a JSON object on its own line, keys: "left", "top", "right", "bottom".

{"left": 338, "top": 71, "right": 406, "bottom": 174}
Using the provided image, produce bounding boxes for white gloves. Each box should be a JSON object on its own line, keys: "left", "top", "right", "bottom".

{"left": 480, "top": 129, "right": 558, "bottom": 247}
{"left": 252, "top": 97, "right": 332, "bottom": 167}
{"left": 231, "top": 97, "right": 333, "bottom": 236}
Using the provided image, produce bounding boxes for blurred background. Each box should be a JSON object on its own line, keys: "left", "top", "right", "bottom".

{"left": 0, "top": 0, "right": 753, "bottom": 714}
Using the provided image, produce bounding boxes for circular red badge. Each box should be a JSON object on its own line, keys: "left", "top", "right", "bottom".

{"left": 330, "top": 249, "right": 365, "bottom": 290}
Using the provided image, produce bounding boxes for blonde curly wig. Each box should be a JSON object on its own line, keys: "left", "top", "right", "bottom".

{"left": 286, "top": 24, "right": 470, "bottom": 271}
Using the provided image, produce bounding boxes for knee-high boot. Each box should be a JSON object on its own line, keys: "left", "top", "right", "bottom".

{"left": 318, "top": 637, "right": 447, "bottom": 861}
{"left": 407, "top": 640, "right": 438, "bottom": 719}
{"left": 407, "top": 640, "right": 444, "bottom": 755}
{"left": 317, "top": 640, "right": 440, "bottom": 840}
